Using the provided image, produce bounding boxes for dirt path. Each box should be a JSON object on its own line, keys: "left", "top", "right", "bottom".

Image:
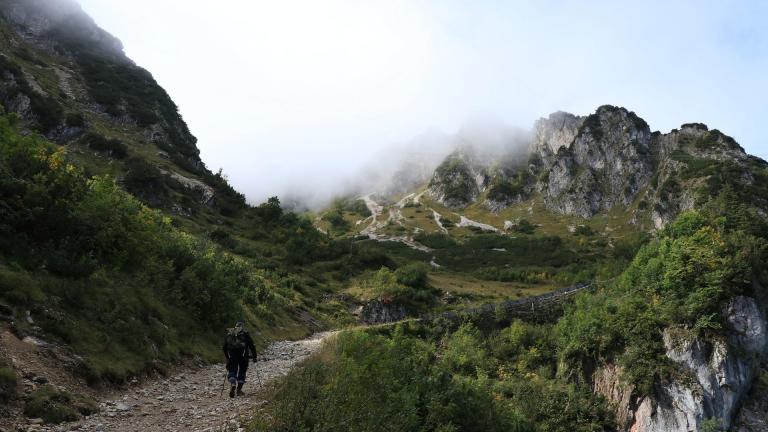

{"left": 42, "top": 332, "right": 336, "bottom": 432}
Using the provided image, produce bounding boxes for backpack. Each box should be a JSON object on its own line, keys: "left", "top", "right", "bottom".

{"left": 224, "top": 328, "right": 247, "bottom": 352}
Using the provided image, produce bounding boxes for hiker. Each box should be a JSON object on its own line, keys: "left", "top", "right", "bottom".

{"left": 223, "top": 321, "right": 257, "bottom": 398}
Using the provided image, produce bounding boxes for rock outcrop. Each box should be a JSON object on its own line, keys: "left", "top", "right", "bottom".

{"left": 427, "top": 150, "right": 484, "bottom": 208}
{"left": 423, "top": 105, "right": 766, "bottom": 228}
{"left": 538, "top": 106, "right": 654, "bottom": 218}
{"left": 594, "top": 296, "right": 768, "bottom": 432}
{"left": 360, "top": 299, "right": 406, "bottom": 324}
{"left": 529, "top": 110, "right": 584, "bottom": 165}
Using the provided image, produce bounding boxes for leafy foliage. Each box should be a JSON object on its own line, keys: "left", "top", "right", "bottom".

{"left": 0, "top": 116, "right": 297, "bottom": 381}
{"left": 556, "top": 201, "right": 767, "bottom": 394}
{"left": 362, "top": 265, "right": 438, "bottom": 309}
{"left": 414, "top": 232, "right": 457, "bottom": 249}
{"left": 256, "top": 323, "right": 614, "bottom": 432}
{"left": 323, "top": 209, "right": 350, "bottom": 232}
{"left": 487, "top": 171, "right": 531, "bottom": 203}
{"left": 332, "top": 196, "right": 371, "bottom": 216}
{"left": 23, "top": 385, "right": 97, "bottom": 424}
{"left": 81, "top": 132, "right": 127, "bottom": 159}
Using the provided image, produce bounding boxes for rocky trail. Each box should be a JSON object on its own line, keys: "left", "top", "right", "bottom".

{"left": 5, "top": 332, "right": 336, "bottom": 432}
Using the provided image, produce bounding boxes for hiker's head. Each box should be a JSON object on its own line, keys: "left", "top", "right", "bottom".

{"left": 235, "top": 321, "right": 245, "bottom": 331}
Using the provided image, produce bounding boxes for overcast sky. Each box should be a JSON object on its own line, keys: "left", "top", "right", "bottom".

{"left": 77, "top": 0, "right": 768, "bottom": 205}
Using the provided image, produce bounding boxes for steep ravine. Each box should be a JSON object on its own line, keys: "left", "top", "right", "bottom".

{"left": 593, "top": 295, "right": 768, "bottom": 432}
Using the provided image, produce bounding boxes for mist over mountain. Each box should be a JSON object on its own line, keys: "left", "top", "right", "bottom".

{"left": 75, "top": 0, "right": 768, "bottom": 208}
{"left": 2, "top": 1, "right": 768, "bottom": 432}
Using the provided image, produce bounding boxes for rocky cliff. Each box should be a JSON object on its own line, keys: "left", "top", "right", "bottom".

{"left": 427, "top": 105, "right": 767, "bottom": 230}
{"left": 594, "top": 295, "right": 768, "bottom": 432}
{"left": 0, "top": 0, "right": 246, "bottom": 219}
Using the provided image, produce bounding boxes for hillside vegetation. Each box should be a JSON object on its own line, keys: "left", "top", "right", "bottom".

{"left": 0, "top": 112, "right": 312, "bottom": 382}
{"left": 253, "top": 196, "right": 768, "bottom": 431}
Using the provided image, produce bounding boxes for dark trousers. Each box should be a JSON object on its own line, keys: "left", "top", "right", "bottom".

{"left": 226, "top": 353, "right": 249, "bottom": 384}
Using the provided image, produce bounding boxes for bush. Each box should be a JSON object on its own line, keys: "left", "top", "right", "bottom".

{"left": 0, "top": 115, "right": 297, "bottom": 381}
{"left": 123, "top": 157, "right": 168, "bottom": 204}
{"left": 332, "top": 197, "right": 371, "bottom": 216}
{"left": 513, "top": 219, "right": 536, "bottom": 234}
{"left": 82, "top": 133, "right": 127, "bottom": 159}
{"left": 65, "top": 112, "right": 86, "bottom": 128}
{"left": 259, "top": 329, "right": 531, "bottom": 432}
{"left": 258, "top": 324, "right": 613, "bottom": 432}
{"left": 323, "top": 209, "right": 349, "bottom": 231}
{"left": 209, "top": 228, "right": 237, "bottom": 249}
{"left": 573, "top": 225, "right": 594, "bottom": 236}
{"left": 395, "top": 262, "right": 430, "bottom": 288}
{"left": 487, "top": 171, "right": 530, "bottom": 203}
{"left": 415, "top": 233, "right": 457, "bottom": 249}
{"left": 23, "top": 385, "right": 98, "bottom": 424}
{"left": 556, "top": 205, "right": 766, "bottom": 395}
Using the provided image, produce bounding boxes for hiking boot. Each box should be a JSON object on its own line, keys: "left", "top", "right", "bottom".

{"left": 236, "top": 383, "right": 245, "bottom": 396}
{"left": 229, "top": 385, "right": 236, "bottom": 398}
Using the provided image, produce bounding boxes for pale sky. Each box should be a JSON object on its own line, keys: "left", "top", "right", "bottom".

{"left": 76, "top": 0, "right": 768, "bottom": 205}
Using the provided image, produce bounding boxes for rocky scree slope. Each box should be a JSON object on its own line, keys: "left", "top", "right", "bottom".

{"left": 428, "top": 105, "right": 768, "bottom": 229}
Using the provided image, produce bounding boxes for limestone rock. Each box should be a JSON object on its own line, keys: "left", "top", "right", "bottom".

{"left": 594, "top": 296, "right": 768, "bottom": 432}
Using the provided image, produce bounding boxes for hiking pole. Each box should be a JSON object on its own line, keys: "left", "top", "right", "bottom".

{"left": 220, "top": 370, "right": 228, "bottom": 398}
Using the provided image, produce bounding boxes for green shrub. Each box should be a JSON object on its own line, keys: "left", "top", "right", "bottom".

{"left": 323, "top": 209, "right": 349, "bottom": 233}
{"left": 573, "top": 225, "right": 594, "bottom": 236}
{"left": 257, "top": 324, "right": 613, "bottom": 432}
{"left": 65, "top": 112, "right": 86, "bottom": 128}
{"left": 513, "top": 219, "right": 536, "bottom": 234}
{"left": 556, "top": 205, "right": 766, "bottom": 395}
{"left": 23, "top": 385, "right": 98, "bottom": 424}
{"left": 82, "top": 133, "right": 127, "bottom": 159}
{"left": 395, "top": 262, "right": 430, "bottom": 288}
{"left": 123, "top": 157, "right": 168, "bottom": 203}
{"left": 258, "top": 329, "right": 532, "bottom": 432}
{"left": 487, "top": 171, "right": 531, "bottom": 203}
{"left": 414, "top": 233, "right": 457, "bottom": 249}
{"left": 440, "top": 323, "right": 492, "bottom": 374}
{"left": 332, "top": 197, "right": 371, "bottom": 216}
{"left": 0, "top": 115, "right": 300, "bottom": 382}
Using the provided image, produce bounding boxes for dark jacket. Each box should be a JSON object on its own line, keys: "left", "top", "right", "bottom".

{"left": 223, "top": 330, "right": 257, "bottom": 360}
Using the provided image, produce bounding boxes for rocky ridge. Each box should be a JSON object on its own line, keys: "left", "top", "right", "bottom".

{"left": 426, "top": 105, "right": 766, "bottom": 229}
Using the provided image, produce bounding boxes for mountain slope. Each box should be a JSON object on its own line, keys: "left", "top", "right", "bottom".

{"left": 309, "top": 106, "right": 768, "bottom": 432}
{"left": 323, "top": 105, "right": 768, "bottom": 243}
{"left": 0, "top": 0, "right": 246, "bottom": 222}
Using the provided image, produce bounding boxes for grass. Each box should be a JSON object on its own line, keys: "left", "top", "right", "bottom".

{"left": 340, "top": 267, "right": 559, "bottom": 311}
{"left": 429, "top": 272, "right": 557, "bottom": 304}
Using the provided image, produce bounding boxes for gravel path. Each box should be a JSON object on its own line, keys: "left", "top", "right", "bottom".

{"left": 50, "top": 332, "right": 336, "bottom": 432}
